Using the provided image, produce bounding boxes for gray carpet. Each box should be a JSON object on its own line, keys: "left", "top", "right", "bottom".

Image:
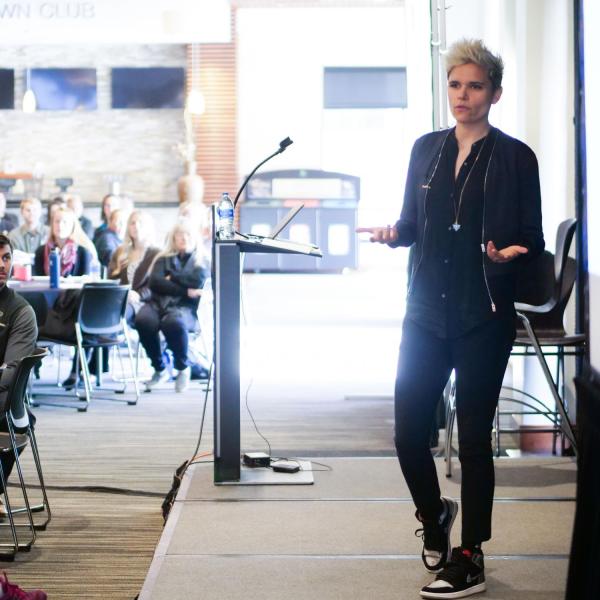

{"left": 140, "top": 456, "right": 575, "bottom": 600}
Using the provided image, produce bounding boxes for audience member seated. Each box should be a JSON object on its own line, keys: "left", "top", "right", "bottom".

{"left": 93, "top": 194, "right": 121, "bottom": 243}
{"left": 66, "top": 193, "right": 94, "bottom": 239}
{"left": 33, "top": 207, "right": 92, "bottom": 277}
{"left": 0, "top": 234, "right": 39, "bottom": 518}
{"left": 108, "top": 210, "right": 160, "bottom": 324}
{"left": 46, "top": 197, "right": 97, "bottom": 262}
{"left": 136, "top": 220, "right": 209, "bottom": 393}
{"left": 95, "top": 208, "right": 125, "bottom": 268}
{"left": 8, "top": 197, "right": 49, "bottom": 254}
{"left": 0, "top": 193, "right": 19, "bottom": 235}
{"left": 177, "top": 200, "right": 212, "bottom": 268}
{"left": 35, "top": 208, "right": 94, "bottom": 389}
{"left": 45, "top": 195, "right": 67, "bottom": 226}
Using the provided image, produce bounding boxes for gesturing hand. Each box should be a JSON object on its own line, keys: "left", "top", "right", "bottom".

{"left": 356, "top": 225, "right": 398, "bottom": 244}
{"left": 486, "top": 241, "right": 528, "bottom": 263}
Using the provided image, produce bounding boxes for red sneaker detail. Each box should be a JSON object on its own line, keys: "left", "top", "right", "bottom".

{"left": 0, "top": 572, "right": 47, "bottom": 600}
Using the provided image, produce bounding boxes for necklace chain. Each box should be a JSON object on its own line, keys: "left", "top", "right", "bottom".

{"left": 452, "top": 134, "right": 490, "bottom": 230}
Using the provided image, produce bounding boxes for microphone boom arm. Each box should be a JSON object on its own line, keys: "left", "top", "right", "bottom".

{"left": 233, "top": 137, "right": 293, "bottom": 209}
{"left": 233, "top": 149, "right": 281, "bottom": 209}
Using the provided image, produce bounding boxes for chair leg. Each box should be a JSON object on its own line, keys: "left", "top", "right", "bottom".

{"left": 135, "top": 340, "right": 141, "bottom": 379}
{"left": 123, "top": 321, "right": 140, "bottom": 405}
{"left": 516, "top": 312, "right": 578, "bottom": 454}
{"left": 6, "top": 427, "right": 36, "bottom": 549}
{"left": 557, "top": 347, "right": 567, "bottom": 454}
{"left": 26, "top": 429, "right": 52, "bottom": 530}
{"left": 75, "top": 327, "right": 92, "bottom": 411}
{"left": 56, "top": 344, "right": 63, "bottom": 386}
{"left": 0, "top": 463, "right": 19, "bottom": 559}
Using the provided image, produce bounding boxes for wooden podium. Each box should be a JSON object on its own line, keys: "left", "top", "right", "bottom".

{"left": 213, "top": 236, "right": 322, "bottom": 485}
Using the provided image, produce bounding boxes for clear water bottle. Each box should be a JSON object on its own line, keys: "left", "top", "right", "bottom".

{"left": 90, "top": 258, "right": 101, "bottom": 281}
{"left": 217, "top": 192, "right": 235, "bottom": 240}
{"left": 49, "top": 248, "right": 60, "bottom": 289}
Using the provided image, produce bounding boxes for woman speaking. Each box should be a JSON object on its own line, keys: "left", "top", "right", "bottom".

{"left": 358, "top": 39, "right": 544, "bottom": 598}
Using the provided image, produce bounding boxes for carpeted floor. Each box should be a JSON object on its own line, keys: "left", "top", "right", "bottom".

{"left": 3, "top": 257, "right": 574, "bottom": 598}
{"left": 3, "top": 386, "right": 206, "bottom": 599}
{"left": 3, "top": 357, "right": 398, "bottom": 599}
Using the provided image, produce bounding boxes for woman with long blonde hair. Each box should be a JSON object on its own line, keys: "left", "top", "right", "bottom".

{"left": 35, "top": 207, "right": 95, "bottom": 389}
{"left": 33, "top": 207, "right": 93, "bottom": 277}
{"left": 108, "top": 210, "right": 160, "bottom": 321}
{"left": 135, "top": 219, "right": 209, "bottom": 393}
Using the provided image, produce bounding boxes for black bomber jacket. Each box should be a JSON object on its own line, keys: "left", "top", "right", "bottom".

{"left": 391, "top": 127, "right": 545, "bottom": 334}
{"left": 393, "top": 127, "right": 544, "bottom": 268}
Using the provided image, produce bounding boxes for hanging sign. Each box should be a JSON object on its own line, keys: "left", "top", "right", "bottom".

{"left": 0, "top": 0, "right": 231, "bottom": 44}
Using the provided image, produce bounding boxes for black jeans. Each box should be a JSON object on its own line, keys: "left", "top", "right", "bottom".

{"left": 135, "top": 304, "right": 197, "bottom": 372}
{"left": 394, "top": 316, "right": 515, "bottom": 545}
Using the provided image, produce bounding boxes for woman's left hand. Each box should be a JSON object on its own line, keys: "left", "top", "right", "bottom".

{"left": 486, "top": 241, "right": 528, "bottom": 263}
{"left": 187, "top": 288, "right": 203, "bottom": 298}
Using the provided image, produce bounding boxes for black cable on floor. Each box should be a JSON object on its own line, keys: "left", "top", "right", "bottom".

{"left": 161, "top": 361, "right": 214, "bottom": 523}
{"left": 7, "top": 482, "right": 164, "bottom": 498}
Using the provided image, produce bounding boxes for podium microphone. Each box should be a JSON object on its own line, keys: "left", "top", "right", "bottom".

{"left": 233, "top": 137, "right": 294, "bottom": 209}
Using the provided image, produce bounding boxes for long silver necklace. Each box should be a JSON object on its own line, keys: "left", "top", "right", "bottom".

{"left": 451, "top": 133, "right": 490, "bottom": 231}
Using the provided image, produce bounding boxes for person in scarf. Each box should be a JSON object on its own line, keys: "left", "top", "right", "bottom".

{"left": 33, "top": 207, "right": 92, "bottom": 277}
{"left": 34, "top": 208, "right": 93, "bottom": 389}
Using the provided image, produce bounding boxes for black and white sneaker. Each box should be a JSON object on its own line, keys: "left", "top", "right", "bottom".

{"left": 415, "top": 496, "right": 458, "bottom": 572}
{"left": 420, "top": 547, "right": 486, "bottom": 598}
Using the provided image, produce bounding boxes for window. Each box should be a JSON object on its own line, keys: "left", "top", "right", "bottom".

{"left": 111, "top": 67, "right": 185, "bottom": 109}
{"left": 31, "top": 68, "right": 97, "bottom": 111}
{"left": 323, "top": 67, "right": 407, "bottom": 109}
{"left": 0, "top": 69, "right": 15, "bottom": 109}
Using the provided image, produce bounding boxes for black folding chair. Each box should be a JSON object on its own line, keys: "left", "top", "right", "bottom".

{"left": 445, "top": 219, "right": 582, "bottom": 476}
{"left": 509, "top": 219, "right": 582, "bottom": 453}
{"left": 33, "top": 283, "right": 140, "bottom": 411}
{"left": 0, "top": 348, "right": 50, "bottom": 559}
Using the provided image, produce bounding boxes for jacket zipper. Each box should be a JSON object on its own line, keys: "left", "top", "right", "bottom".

{"left": 480, "top": 132, "right": 499, "bottom": 313}
{"left": 407, "top": 130, "right": 451, "bottom": 297}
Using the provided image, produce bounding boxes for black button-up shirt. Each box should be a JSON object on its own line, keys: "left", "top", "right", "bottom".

{"left": 406, "top": 128, "right": 515, "bottom": 338}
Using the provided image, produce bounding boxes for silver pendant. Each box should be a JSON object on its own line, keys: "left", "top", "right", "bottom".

{"left": 452, "top": 223, "right": 461, "bottom": 232}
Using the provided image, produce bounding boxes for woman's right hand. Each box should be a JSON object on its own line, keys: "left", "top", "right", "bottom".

{"left": 356, "top": 225, "right": 398, "bottom": 244}
{"left": 128, "top": 289, "right": 140, "bottom": 304}
{"left": 187, "top": 288, "right": 203, "bottom": 299}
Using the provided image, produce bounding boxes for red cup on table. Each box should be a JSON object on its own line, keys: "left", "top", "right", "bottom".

{"left": 12, "top": 264, "right": 32, "bottom": 282}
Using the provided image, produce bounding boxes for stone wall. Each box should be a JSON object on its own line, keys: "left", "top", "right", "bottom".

{"left": 0, "top": 44, "right": 186, "bottom": 205}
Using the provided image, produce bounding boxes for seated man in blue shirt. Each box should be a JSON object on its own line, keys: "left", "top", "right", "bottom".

{"left": 95, "top": 208, "right": 125, "bottom": 268}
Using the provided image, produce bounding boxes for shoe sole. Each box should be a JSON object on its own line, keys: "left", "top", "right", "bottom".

{"left": 424, "top": 496, "right": 459, "bottom": 573}
{"left": 420, "top": 582, "right": 486, "bottom": 598}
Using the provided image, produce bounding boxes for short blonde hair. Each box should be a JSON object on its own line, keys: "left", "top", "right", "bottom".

{"left": 445, "top": 38, "right": 504, "bottom": 90}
